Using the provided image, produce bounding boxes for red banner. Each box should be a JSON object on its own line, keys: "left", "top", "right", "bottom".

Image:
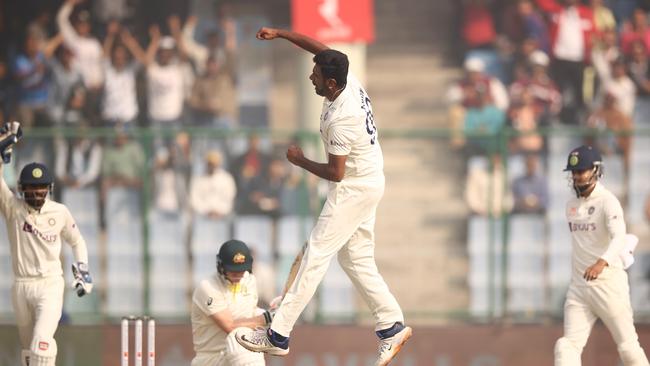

{"left": 292, "top": 0, "right": 374, "bottom": 43}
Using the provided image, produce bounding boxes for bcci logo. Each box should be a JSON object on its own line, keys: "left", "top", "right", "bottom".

{"left": 32, "top": 168, "right": 43, "bottom": 178}
{"left": 233, "top": 253, "right": 246, "bottom": 264}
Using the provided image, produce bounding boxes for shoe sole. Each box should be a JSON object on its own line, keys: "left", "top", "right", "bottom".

{"left": 377, "top": 326, "right": 413, "bottom": 366}
{"left": 265, "top": 347, "right": 290, "bottom": 357}
{"left": 236, "top": 333, "right": 290, "bottom": 357}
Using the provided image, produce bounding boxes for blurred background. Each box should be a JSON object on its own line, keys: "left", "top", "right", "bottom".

{"left": 0, "top": 0, "right": 649, "bottom": 364}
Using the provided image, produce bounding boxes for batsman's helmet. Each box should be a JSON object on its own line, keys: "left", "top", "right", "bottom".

{"left": 19, "top": 162, "right": 53, "bottom": 187}
{"left": 564, "top": 145, "right": 602, "bottom": 172}
{"left": 217, "top": 239, "right": 253, "bottom": 273}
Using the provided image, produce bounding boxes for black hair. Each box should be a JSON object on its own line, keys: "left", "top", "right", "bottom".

{"left": 313, "top": 49, "right": 349, "bottom": 87}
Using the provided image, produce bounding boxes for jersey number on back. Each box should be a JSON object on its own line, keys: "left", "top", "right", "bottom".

{"left": 360, "top": 89, "right": 377, "bottom": 145}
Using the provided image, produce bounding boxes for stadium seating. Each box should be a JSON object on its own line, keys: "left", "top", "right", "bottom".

{"left": 0, "top": 217, "right": 11, "bottom": 314}
{"left": 105, "top": 188, "right": 144, "bottom": 316}
{"left": 630, "top": 251, "right": 650, "bottom": 314}
{"left": 233, "top": 215, "right": 274, "bottom": 264}
{"left": 467, "top": 216, "right": 504, "bottom": 317}
{"left": 319, "top": 259, "right": 356, "bottom": 322}
{"left": 506, "top": 215, "right": 545, "bottom": 314}
{"left": 61, "top": 187, "right": 101, "bottom": 315}
{"left": 190, "top": 216, "right": 231, "bottom": 285}
{"left": 148, "top": 209, "right": 189, "bottom": 316}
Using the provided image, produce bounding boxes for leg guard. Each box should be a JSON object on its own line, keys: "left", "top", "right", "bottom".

{"left": 21, "top": 350, "right": 30, "bottom": 366}
{"left": 618, "top": 339, "right": 650, "bottom": 366}
{"left": 226, "top": 328, "right": 265, "bottom": 366}
{"left": 30, "top": 336, "right": 57, "bottom": 366}
{"left": 554, "top": 337, "right": 582, "bottom": 366}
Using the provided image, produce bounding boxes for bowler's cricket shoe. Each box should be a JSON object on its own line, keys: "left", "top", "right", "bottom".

{"left": 375, "top": 324, "right": 413, "bottom": 366}
{"left": 236, "top": 327, "right": 290, "bottom": 356}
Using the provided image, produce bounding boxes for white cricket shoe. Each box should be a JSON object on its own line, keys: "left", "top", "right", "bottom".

{"left": 236, "top": 327, "right": 290, "bottom": 356}
{"left": 375, "top": 326, "right": 412, "bottom": 366}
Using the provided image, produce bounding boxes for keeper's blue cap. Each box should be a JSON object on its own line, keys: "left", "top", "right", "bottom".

{"left": 564, "top": 145, "right": 602, "bottom": 171}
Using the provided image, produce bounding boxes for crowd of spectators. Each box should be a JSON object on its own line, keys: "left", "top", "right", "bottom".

{"left": 0, "top": 0, "right": 310, "bottom": 228}
{"left": 453, "top": 0, "right": 650, "bottom": 217}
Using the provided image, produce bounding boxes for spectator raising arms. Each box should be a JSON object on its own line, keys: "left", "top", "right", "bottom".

{"left": 56, "top": 0, "right": 103, "bottom": 91}
{"left": 100, "top": 21, "right": 142, "bottom": 126}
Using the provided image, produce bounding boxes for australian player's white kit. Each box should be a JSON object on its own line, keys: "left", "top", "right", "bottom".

{"left": 0, "top": 163, "right": 88, "bottom": 364}
{"left": 271, "top": 73, "right": 404, "bottom": 336}
{"left": 556, "top": 182, "right": 649, "bottom": 365}
{"left": 191, "top": 272, "right": 264, "bottom": 366}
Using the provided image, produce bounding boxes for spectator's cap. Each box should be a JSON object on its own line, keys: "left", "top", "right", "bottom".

{"left": 159, "top": 36, "right": 176, "bottom": 50}
{"left": 218, "top": 239, "right": 253, "bottom": 272}
{"left": 530, "top": 50, "right": 549, "bottom": 67}
{"left": 564, "top": 145, "right": 602, "bottom": 171}
{"left": 205, "top": 150, "right": 222, "bottom": 166}
{"left": 464, "top": 57, "right": 485, "bottom": 72}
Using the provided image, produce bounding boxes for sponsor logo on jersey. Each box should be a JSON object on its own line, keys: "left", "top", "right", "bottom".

{"left": 38, "top": 341, "right": 49, "bottom": 351}
{"left": 568, "top": 222, "right": 596, "bottom": 232}
{"left": 330, "top": 140, "right": 347, "bottom": 148}
{"left": 22, "top": 222, "right": 58, "bottom": 242}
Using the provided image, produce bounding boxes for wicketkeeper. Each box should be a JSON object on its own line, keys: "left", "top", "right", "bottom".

{"left": 0, "top": 122, "right": 93, "bottom": 366}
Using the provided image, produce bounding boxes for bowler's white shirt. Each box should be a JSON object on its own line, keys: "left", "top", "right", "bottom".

{"left": 319, "top": 73, "right": 384, "bottom": 183}
{"left": 566, "top": 182, "right": 626, "bottom": 285}
{"left": 191, "top": 272, "right": 258, "bottom": 354}
{"left": 0, "top": 164, "right": 88, "bottom": 280}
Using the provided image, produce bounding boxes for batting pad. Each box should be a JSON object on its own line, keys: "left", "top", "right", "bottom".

{"left": 30, "top": 336, "right": 57, "bottom": 366}
{"left": 21, "top": 350, "right": 29, "bottom": 366}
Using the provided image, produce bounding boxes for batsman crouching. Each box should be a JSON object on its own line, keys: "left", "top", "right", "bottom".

{"left": 0, "top": 122, "right": 93, "bottom": 366}
{"left": 191, "top": 239, "right": 274, "bottom": 366}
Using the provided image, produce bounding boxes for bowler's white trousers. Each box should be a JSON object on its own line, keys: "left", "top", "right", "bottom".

{"left": 555, "top": 268, "right": 649, "bottom": 365}
{"left": 271, "top": 176, "right": 404, "bottom": 336}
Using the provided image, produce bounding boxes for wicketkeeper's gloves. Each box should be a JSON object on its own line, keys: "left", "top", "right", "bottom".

{"left": 0, "top": 121, "right": 22, "bottom": 164}
{"left": 71, "top": 262, "right": 93, "bottom": 297}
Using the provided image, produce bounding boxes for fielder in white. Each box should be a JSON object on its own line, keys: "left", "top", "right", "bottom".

{"left": 191, "top": 239, "right": 274, "bottom": 366}
{"left": 555, "top": 145, "right": 649, "bottom": 366}
{"left": 236, "top": 28, "right": 411, "bottom": 366}
{"left": 0, "top": 122, "right": 93, "bottom": 366}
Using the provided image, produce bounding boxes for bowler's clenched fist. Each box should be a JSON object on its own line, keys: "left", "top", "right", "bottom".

{"left": 286, "top": 145, "right": 304, "bottom": 166}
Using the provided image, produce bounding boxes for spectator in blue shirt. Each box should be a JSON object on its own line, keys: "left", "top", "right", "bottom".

{"left": 512, "top": 154, "right": 548, "bottom": 214}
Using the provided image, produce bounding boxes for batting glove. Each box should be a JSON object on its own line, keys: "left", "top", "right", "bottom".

{"left": 269, "top": 295, "right": 283, "bottom": 310}
{"left": 262, "top": 308, "right": 275, "bottom": 325}
{"left": 71, "top": 262, "right": 93, "bottom": 297}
